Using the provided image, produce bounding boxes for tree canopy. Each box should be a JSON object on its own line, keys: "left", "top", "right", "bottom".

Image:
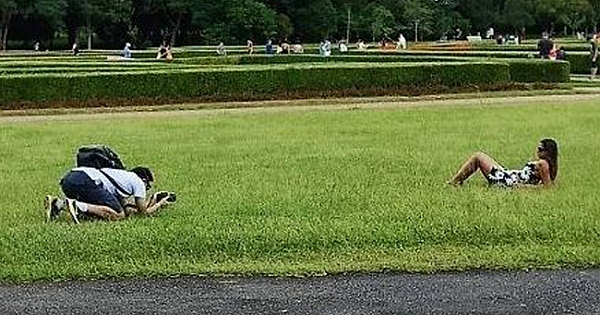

{"left": 1, "top": 0, "right": 600, "bottom": 50}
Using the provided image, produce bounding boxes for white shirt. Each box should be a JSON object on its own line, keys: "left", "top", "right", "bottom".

{"left": 74, "top": 167, "right": 146, "bottom": 199}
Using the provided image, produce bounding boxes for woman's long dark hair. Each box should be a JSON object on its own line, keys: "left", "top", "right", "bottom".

{"left": 540, "top": 139, "right": 558, "bottom": 180}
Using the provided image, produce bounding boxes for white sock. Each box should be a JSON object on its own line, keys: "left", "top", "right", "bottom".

{"left": 55, "top": 199, "right": 66, "bottom": 210}
{"left": 74, "top": 201, "right": 89, "bottom": 213}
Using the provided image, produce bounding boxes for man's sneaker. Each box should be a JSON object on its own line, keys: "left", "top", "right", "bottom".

{"left": 66, "top": 199, "right": 81, "bottom": 225}
{"left": 45, "top": 195, "right": 64, "bottom": 222}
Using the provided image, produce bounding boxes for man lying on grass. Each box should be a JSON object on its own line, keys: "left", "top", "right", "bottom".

{"left": 45, "top": 166, "right": 171, "bottom": 224}
{"left": 448, "top": 138, "right": 559, "bottom": 188}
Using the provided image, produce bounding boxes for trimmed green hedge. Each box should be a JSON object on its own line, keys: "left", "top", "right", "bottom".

{"left": 345, "top": 50, "right": 534, "bottom": 59}
{"left": 340, "top": 50, "right": 576, "bottom": 78}
{"left": 174, "top": 54, "right": 569, "bottom": 83}
{"left": 0, "top": 62, "right": 510, "bottom": 108}
{"left": 0, "top": 53, "right": 570, "bottom": 82}
{"left": 0, "top": 60, "right": 173, "bottom": 68}
{"left": 0, "top": 66, "right": 195, "bottom": 75}
{"left": 502, "top": 59, "right": 570, "bottom": 83}
{"left": 196, "top": 62, "right": 510, "bottom": 98}
{"left": 565, "top": 52, "right": 592, "bottom": 75}
{"left": 438, "top": 43, "right": 590, "bottom": 52}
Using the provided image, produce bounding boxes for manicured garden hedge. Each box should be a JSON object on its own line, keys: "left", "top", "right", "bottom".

{"left": 506, "top": 59, "right": 570, "bottom": 82}
{"left": 345, "top": 49, "right": 539, "bottom": 60}
{"left": 0, "top": 66, "right": 191, "bottom": 75}
{"left": 0, "top": 60, "right": 196, "bottom": 75}
{"left": 565, "top": 52, "right": 592, "bottom": 75}
{"left": 342, "top": 50, "right": 577, "bottom": 77}
{"left": 419, "top": 43, "right": 590, "bottom": 52}
{"left": 0, "top": 62, "right": 510, "bottom": 109}
{"left": 174, "top": 54, "right": 569, "bottom": 83}
{"left": 0, "top": 52, "right": 570, "bottom": 83}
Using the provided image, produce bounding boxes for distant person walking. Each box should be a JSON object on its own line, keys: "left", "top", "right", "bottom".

{"left": 265, "top": 39, "right": 274, "bottom": 55}
{"left": 247, "top": 40, "right": 254, "bottom": 54}
{"left": 537, "top": 32, "right": 553, "bottom": 59}
{"left": 590, "top": 35, "right": 599, "bottom": 80}
{"left": 72, "top": 42, "right": 80, "bottom": 56}
{"left": 217, "top": 42, "right": 227, "bottom": 56}
{"left": 396, "top": 33, "right": 407, "bottom": 50}
{"left": 122, "top": 43, "right": 132, "bottom": 59}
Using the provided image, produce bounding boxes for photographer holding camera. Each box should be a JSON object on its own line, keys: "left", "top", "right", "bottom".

{"left": 46, "top": 166, "right": 173, "bottom": 224}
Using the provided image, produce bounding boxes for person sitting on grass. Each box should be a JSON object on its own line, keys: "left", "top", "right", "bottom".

{"left": 157, "top": 41, "right": 171, "bottom": 59}
{"left": 45, "top": 166, "right": 170, "bottom": 224}
{"left": 447, "top": 138, "right": 558, "bottom": 188}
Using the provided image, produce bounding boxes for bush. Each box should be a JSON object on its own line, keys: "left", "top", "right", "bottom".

{"left": 345, "top": 49, "right": 534, "bottom": 59}
{"left": 460, "top": 43, "right": 589, "bottom": 52}
{"left": 176, "top": 54, "right": 569, "bottom": 83}
{"left": 506, "top": 60, "right": 570, "bottom": 83}
{"left": 197, "top": 62, "right": 510, "bottom": 98}
{"left": 0, "top": 62, "right": 510, "bottom": 109}
{"left": 342, "top": 49, "right": 577, "bottom": 78}
{"left": 565, "top": 52, "right": 591, "bottom": 74}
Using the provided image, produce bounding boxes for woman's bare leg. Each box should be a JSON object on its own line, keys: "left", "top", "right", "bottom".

{"left": 448, "top": 152, "right": 501, "bottom": 185}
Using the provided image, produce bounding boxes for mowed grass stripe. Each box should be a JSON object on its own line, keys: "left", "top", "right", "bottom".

{"left": 0, "top": 99, "right": 599, "bottom": 282}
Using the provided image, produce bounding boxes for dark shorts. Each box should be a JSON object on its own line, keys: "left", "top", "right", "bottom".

{"left": 60, "top": 170, "right": 123, "bottom": 212}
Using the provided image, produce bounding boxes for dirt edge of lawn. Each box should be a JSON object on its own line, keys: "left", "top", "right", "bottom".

{"left": 1, "top": 88, "right": 600, "bottom": 123}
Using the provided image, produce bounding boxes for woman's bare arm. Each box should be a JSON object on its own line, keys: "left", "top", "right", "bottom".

{"left": 536, "top": 160, "right": 553, "bottom": 187}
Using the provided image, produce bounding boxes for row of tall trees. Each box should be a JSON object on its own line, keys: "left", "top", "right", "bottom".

{"left": 2, "top": 0, "right": 600, "bottom": 50}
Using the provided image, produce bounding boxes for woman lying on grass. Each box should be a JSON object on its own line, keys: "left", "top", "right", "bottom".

{"left": 448, "top": 139, "right": 558, "bottom": 187}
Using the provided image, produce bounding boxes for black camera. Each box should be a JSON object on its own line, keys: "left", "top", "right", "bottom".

{"left": 155, "top": 191, "right": 177, "bottom": 203}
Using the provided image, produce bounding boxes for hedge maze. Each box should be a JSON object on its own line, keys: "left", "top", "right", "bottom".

{"left": 0, "top": 44, "right": 574, "bottom": 110}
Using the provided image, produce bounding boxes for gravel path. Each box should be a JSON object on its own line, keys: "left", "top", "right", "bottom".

{"left": 1, "top": 269, "right": 599, "bottom": 315}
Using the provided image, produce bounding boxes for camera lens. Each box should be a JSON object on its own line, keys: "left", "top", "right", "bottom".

{"left": 155, "top": 192, "right": 167, "bottom": 200}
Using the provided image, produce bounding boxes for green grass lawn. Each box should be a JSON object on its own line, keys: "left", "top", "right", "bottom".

{"left": 1, "top": 99, "right": 599, "bottom": 283}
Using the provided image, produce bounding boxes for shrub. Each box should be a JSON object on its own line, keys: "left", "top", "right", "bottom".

{"left": 0, "top": 62, "right": 510, "bottom": 109}
{"left": 345, "top": 50, "right": 534, "bottom": 59}
{"left": 177, "top": 54, "right": 569, "bottom": 83}
{"left": 506, "top": 60, "right": 570, "bottom": 83}
{"left": 565, "top": 52, "right": 591, "bottom": 74}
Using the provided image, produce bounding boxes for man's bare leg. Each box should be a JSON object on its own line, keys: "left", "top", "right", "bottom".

{"left": 67, "top": 200, "right": 125, "bottom": 223}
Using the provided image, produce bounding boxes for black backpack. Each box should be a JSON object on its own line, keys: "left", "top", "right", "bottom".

{"left": 76, "top": 145, "right": 125, "bottom": 169}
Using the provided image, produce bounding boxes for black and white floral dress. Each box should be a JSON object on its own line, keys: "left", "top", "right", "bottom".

{"left": 486, "top": 162, "right": 540, "bottom": 187}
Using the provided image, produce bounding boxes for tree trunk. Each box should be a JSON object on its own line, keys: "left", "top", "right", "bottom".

{"left": 67, "top": 21, "right": 79, "bottom": 49}
{"left": 0, "top": 11, "right": 12, "bottom": 51}
{"left": 0, "top": 26, "right": 5, "bottom": 51}
{"left": 86, "top": 14, "right": 92, "bottom": 50}
{"left": 169, "top": 12, "right": 183, "bottom": 47}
